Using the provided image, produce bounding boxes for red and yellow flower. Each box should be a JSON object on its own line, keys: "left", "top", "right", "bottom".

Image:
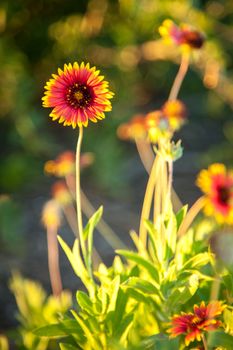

{"left": 41, "top": 200, "right": 61, "bottom": 229}
{"left": 44, "top": 150, "right": 94, "bottom": 179}
{"left": 51, "top": 181, "right": 72, "bottom": 206}
{"left": 117, "top": 115, "right": 147, "bottom": 141}
{"left": 42, "top": 62, "right": 114, "bottom": 128}
{"left": 117, "top": 100, "right": 186, "bottom": 143}
{"left": 197, "top": 163, "right": 233, "bottom": 224}
{"left": 44, "top": 151, "right": 75, "bottom": 177}
{"left": 168, "top": 301, "right": 225, "bottom": 346}
{"left": 161, "top": 100, "right": 186, "bottom": 131}
{"left": 159, "top": 19, "right": 205, "bottom": 50}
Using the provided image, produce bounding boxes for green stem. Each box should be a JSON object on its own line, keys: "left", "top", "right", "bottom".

{"left": 177, "top": 196, "right": 205, "bottom": 237}
{"left": 201, "top": 333, "right": 208, "bottom": 350}
{"left": 139, "top": 156, "right": 159, "bottom": 247}
{"left": 210, "top": 264, "right": 222, "bottom": 302}
{"left": 76, "top": 126, "right": 87, "bottom": 264}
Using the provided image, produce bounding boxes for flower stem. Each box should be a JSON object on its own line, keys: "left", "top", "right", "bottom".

{"left": 210, "top": 275, "right": 221, "bottom": 302}
{"left": 81, "top": 191, "right": 128, "bottom": 250}
{"left": 201, "top": 333, "right": 208, "bottom": 350}
{"left": 139, "top": 155, "right": 160, "bottom": 247}
{"left": 153, "top": 157, "right": 161, "bottom": 224}
{"left": 177, "top": 196, "right": 205, "bottom": 237}
{"left": 63, "top": 204, "right": 78, "bottom": 237}
{"left": 167, "top": 160, "right": 173, "bottom": 203}
{"left": 168, "top": 52, "right": 190, "bottom": 101}
{"left": 76, "top": 126, "right": 87, "bottom": 263}
{"left": 135, "top": 139, "right": 154, "bottom": 173}
{"left": 47, "top": 227, "right": 62, "bottom": 297}
{"left": 210, "top": 263, "right": 222, "bottom": 302}
{"left": 65, "top": 175, "right": 127, "bottom": 250}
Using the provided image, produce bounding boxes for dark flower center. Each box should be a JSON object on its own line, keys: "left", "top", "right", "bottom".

{"left": 66, "top": 84, "right": 92, "bottom": 109}
{"left": 218, "top": 186, "right": 231, "bottom": 205}
{"left": 183, "top": 31, "right": 204, "bottom": 49}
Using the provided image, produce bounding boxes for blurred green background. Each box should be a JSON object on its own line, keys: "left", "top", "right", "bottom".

{"left": 0, "top": 0, "right": 233, "bottom": 249}
{"left": 0, "top": 0, "right": 233, "bottom": 334}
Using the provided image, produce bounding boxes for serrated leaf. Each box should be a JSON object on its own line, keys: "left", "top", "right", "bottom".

{"left": 116, "top": 250, "right": 160, "bottom": 285}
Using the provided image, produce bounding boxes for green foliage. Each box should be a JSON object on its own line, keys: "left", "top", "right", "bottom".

{"left": 0, "top": 196, "right": 23, "bottom": 253}
{"left": 9, "top": 273, "right": 72, "bottom": 350}
{"left": 33, "top": 203, "right": 233, "bottom": 349}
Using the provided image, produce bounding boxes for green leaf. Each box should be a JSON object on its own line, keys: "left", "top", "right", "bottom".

{"left": 34, "top": 320, "right": 83, "bottom": 339}
{"left": 76, "top": 291, "right": 94, "bottom": 315}
{"left": 140, "top": 333, "right": 179, "bottom": 350}
{"left": 83, "top": 206, "right": 103, "bottom": 241}
{"left": 175, "top": 205, "right": 188, "bottom": 229}
{"left": 34, "top": 324, "right": 67, "bottom": 338}
{"left": 58, "top": 236, "right": 90, "bottom": 288}
{"left": 116, "top": 250, "right": 160, "bottom": 285}
{"left": 224, "top": 308, "right": 233, "bottom": 334}
{"left": 125, "top": 288, "right": 153, "bottom": 304}
{"left": 97, "top": 287, "right": 109, "bottom": 314}
{"left": 182, "top": 252, "right": 211, "bottom": 270}
{"left": 208, "top": 330, "right": 233, "bottom": 349}
{"left": 167, "top": 273, "right": 199, "bottom": 309}
{"left": 107, "top": 275, "right": 120, "bottom": 312}
{"left": 117, "top": 313, "right": 134, "bottom": 343}
{"left": 164, "top": 212, "right": 177, "bottom": 260}
{"left": 83, "top": 206, "right": 103, "bottom": 279}
{"left": 124, "top": 277, "right": 160, "bottom": 295}
{"left": 60, "top": 344, "right": 79, "bottom": 350}
{"left": 112, "top": 288, "right": 128, "bottom": 326}
{"left": 144, "top": 220, "right": 164, "bottom": 264}
{"left": 71, "top": 310, "right": 102, "bottom": 350}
